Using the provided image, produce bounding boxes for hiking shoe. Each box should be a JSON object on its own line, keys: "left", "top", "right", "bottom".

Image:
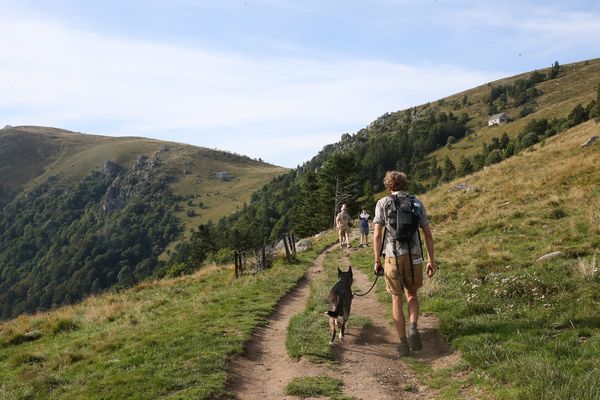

{"left": 397, "top": 338, "right": 410, "bottom": 357}
{"left": 408, "top": 327, "right": 422, "bottom": 351}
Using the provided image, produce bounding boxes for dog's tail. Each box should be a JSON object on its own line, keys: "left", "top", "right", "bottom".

{"left": 327, "top": 293, "right": 342, "bottom": 318}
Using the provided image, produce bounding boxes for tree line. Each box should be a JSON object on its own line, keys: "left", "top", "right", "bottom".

{"left": 168, "top": 74, "right": 600, "bottom": 276}
{"left": 168, "top": 106, "right": 470, "bottom": 272}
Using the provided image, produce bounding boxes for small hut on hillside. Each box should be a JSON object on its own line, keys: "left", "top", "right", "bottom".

{"left": 488, "top": 113, "right": 509, "bottom": 126}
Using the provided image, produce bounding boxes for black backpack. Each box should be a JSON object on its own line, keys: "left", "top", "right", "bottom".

{"left": 381, "top": 194, "right": 423, "bottom": 287}
{"left": 387, "top": 194, "right": 421, "bottom": 244}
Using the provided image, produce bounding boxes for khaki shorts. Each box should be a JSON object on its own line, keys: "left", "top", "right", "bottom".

{"left": 384, "top": 255, "right": 423, "bottom": 295}
{"left": 338, "top": 227, "right": 350, "bottom": 236}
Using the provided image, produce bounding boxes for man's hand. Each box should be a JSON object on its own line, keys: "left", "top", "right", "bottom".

{"left": 426, "top": 261, "right": 437, "bottom": 278}
{"left": 374, "top": 261, "right": 384, "bottom": 276}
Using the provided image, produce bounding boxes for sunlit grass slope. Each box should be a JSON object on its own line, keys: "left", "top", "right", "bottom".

{"left": 0, "top": 233, "right": 337, "bottom": 399}
{"left": 347, "top": 120, "right": 599, "bottom": 399}
{"left": 423, "top": 120, "right": 599, "bottom": 399}
{"left": 430, "top": 58, "right": 600, "bottom": 162}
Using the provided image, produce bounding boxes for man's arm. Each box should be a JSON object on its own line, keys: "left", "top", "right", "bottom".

{"left": 373, "top": 223, "right": 383, "bottom": 273}
{"left": 421, "top": 223, "right": 436, "bottom": 277}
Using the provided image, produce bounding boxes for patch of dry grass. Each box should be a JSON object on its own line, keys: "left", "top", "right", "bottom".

{"left": 575, "top": 254, "right": 598, "bottom": 281}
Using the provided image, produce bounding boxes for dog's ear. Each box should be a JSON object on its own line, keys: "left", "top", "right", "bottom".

{"left": 338, "top": 267, "right": 342, "bottom": 276}
{"left": 348, "top": 266, "right": 353, "bottom": 275}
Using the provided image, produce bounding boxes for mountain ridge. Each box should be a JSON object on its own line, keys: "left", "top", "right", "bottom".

{"left": 0, "top": 125, "right": 287, "bottom": 319}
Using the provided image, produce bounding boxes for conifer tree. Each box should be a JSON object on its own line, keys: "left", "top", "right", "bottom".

{"left": 549, "top": 61, "right": 560, "bottom": 79}
{"left": 458, "top": 156, "right": 474, "bottom": 176}
{"left": 294, "top": 171, "right": 325, "bottom": 237}
{"left": 362, "top": 180, "right": 377, "bottom": 215}
{"left": 441, "top": 156, "right": 456, "bottom": 182}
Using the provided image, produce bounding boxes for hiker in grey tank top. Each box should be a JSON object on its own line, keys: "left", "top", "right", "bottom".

{"left": 373, "top": 195, "right": 429, "bottom": 261}
{"left": 373, "top": 171, "right": 437, "bottom": 357}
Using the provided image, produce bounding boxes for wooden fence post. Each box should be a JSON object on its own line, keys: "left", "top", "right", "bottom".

{"left": 283, "top": 233, "right": 291, "bottom": 262}
{"left": 234, "top": 251, "right": 240, "bottom": 278}
{"left": 290, "top": 232, "right": 296, "bottom": 257}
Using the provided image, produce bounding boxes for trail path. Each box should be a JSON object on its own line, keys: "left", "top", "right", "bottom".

{"left": 227, "top": 245, "right": 458, "bottom": 399}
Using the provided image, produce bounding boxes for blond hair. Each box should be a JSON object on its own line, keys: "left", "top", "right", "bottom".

{"left": 383, "top": 171, "right": 408, "bottom": 191}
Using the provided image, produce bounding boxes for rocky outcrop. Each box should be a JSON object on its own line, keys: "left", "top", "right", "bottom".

{"left": 295, "top": 238, "right": 312, "bottom": 253}
{"left": 102, "top": 177, "right": 127, "bottom": 212}
{"left": 537, "top": 251, "right": 564, "bottom": 262}
{"left": 449, "top": 182, "right": 480, "bottom": 193}
{"left": 581, "top": 136, "right": 599, "bottom": 147}
{"left": 103, "top": 160, "right": 121, "bottom": 176}
{"left": 101, "top": 152, "right": 166, "bottom": 212}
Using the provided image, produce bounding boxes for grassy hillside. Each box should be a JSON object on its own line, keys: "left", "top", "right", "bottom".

{"left": 421, "top": 120, "right": 600, "bottom": 399}
{"left": 429, "top": 58, "right": 600, "bottom": 162}
{"left": 0, "top": 125, "right": 287, "bottom": 225}
{"left": 0, "top": 233, "right": 337, "bottom": 399}
{"left": 280, "top": 113, "right": 598, "bottom": 399}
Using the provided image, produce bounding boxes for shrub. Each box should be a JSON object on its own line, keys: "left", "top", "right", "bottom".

{"left": 486, "top": 149, "right": 503, "bottom": 165}
{"left": 205, "top": 247, "right": 235, "bottom": 265}
{"left": 520, "top": 132, "right": 539, "bottom": 148}
{"left": 519, "top": 104, "right": 536, "bottom": 118}
{"left": 51, "top": 319, "right": 79, "bottom": 334}
{"left": 165, "top": 262, "right": 195, "bottom": 278}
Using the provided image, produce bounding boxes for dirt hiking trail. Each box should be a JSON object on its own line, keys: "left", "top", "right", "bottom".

{"left": 227, "top": 245, "right": 458, "bottom": 399}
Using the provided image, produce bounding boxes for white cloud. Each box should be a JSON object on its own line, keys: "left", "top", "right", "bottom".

{"left": 0, "top": 14, "right": 503, "bottom": 167}
{"left": 450, "top": 4, "right": 600, "bottom": 45}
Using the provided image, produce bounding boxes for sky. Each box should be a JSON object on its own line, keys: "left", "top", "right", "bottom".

{"left": 1, "top": 1, "right": 599, "bottom": 167}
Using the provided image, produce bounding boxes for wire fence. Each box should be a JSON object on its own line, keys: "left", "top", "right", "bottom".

{"left": 234, "top": 232, "right": 297, "bottom": 278}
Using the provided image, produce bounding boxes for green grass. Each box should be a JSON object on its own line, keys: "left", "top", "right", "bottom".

{"left": 286, "top": 250, "right": 337, "bottom": 362}
{"left": 286, "top": 249, "right": 372, "bottom": 363}
{"left": 347, "top": 121, "right": 600, "bottom": 399}
{"left": 0, "top": 235, "right": 336, "bottom": 399}
{"left": 285, "top": 376, "right": 349, "bottom": 399}
{"left": 428, "top": 122, "right": 600, "bottom": 398}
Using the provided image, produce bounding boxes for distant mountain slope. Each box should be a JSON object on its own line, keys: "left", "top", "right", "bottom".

{"left": 171, "top": 58, "right": 600, "bottom": 267}
{"left": 0, "top": 126, "right": 286, "bottom": 215}
{"left": 0, "top": 127, "right": 286, "bottom": 319}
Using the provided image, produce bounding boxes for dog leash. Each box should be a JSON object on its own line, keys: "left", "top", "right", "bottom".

{"left": 352, "top": 270, "right": 382, "bottom": 298}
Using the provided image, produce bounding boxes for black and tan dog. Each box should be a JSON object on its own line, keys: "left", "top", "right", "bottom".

{"left": 326, "top": 266, "right": 353, "bottom": 344}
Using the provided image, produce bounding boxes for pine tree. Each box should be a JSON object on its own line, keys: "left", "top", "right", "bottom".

{"left": 441, "top": 156, "right": 456, "bottom": 182}
{"left": 549, "top": 61, "right": 560, "bottom": 79}
{"left": 457, "top": 156, "right": 474, "bottom": 176}
{"left": 362, "top": 180, "right": 377, "bottom": 215}
{"left": 294, "top": 171, "right": 325, "bottom": 237}
{"left": 319, "top": 151, "right": 360, "bottom": 227}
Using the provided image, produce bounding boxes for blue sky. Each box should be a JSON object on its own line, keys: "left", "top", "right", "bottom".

{"left": 1, "top": 1, "right": 599, "bottom": 167}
